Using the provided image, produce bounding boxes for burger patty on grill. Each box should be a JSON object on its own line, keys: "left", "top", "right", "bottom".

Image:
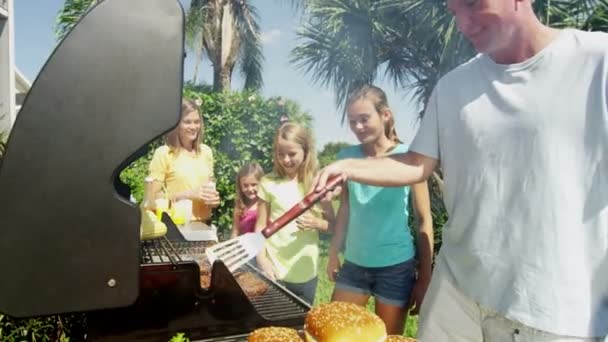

{"left": 197, "top": 259, "right": 268, "bottom": 298}
{"left": 234, "top": 271, "right": 268, "bottom": 297}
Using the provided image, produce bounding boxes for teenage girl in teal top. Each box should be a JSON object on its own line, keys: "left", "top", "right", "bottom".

{"left": 327, "top": 85, "right": 434, "bottom": 335}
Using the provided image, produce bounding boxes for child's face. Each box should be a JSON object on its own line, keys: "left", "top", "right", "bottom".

{"left": 239, "top": 174, "right": 259, "bottom": 202}
{"left": 276, "top": 138, "right": 305, "bottom": 178}
{"left": 346, "top": 99, "right": 387, "bottom": 145}
{"left": 178, "top": 110, "right": 202, "bottom": 148}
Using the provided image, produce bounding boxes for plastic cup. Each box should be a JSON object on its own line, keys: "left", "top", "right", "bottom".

{"left": 172, "top": 199, "right": 193, "bottom": 225}
{"left": 205, "top": 180, "right": 216, "bottom": 191}
{"left": 155, "top": 198, "right": 169, "bottom": 220}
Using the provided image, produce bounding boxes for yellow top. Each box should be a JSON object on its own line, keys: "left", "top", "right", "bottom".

{"left": 148, "top": 144, "right": 214, "bottom": 222}
{"left": 258, "top": 173, "right": 319, "bottom": 283}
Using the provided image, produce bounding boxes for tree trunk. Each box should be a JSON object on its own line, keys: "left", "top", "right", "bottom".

{"left": 432, "top": 170, "right": 444, "bottom": 193}
{"left": 214, "top": 66, "right": 232, "bottom": 91}
{"left": 212, "top": 1, "right": 240, "bottom": 92}
{"left": 192, "top": 35, "right": 203, "bottom": 84}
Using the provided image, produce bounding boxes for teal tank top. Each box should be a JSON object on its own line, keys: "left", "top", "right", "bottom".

{"left": 337, "top": 144, "right": 415, "bottom": 267}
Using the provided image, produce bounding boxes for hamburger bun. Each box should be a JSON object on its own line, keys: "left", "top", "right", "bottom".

{"left": 387, "top": 336, "right": 418, "bottom": 342}
{"left": 248, "top": 327, "right": 302, "bottom": 342}
{"left": 304, "top": 301, "right": 386, "bottom": 342}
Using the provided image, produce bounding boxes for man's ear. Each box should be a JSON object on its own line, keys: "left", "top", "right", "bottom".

{"left": 382, "top": 108, "right": 393, "bottom": 122}
{"left": 514, "top": 0, "right": 529, "bottom": 11}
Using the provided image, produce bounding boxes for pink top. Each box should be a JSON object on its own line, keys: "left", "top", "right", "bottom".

{"left": 238, "top": 207, "right": 258, "bottom": 235}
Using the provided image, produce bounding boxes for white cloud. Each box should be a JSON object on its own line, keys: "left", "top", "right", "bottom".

{"left": 260, "top": 29, "right": 283, "bottom": 45}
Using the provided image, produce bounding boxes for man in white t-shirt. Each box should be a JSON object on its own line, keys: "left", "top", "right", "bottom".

{"left": 313, "top": 0, "right": 608, "bottom": 340}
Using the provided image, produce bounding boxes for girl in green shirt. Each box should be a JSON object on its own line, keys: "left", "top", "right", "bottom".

{"left": 255, "top": 122, "right": 335, "bottom": 304}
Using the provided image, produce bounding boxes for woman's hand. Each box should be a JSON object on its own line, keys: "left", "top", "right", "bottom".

{"left": 295, "top": 213, "right": 324, "bottom": 231}
{"left": 326, "top": 252, "right": 341, "bottom": 282}
{"left": 173, "top": 188, "right": 200, "bottom": 202}
{"left": 199, "top": 183, "right": 220, "bottom": 207}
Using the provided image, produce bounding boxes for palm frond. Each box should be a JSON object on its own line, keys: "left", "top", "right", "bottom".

{"left": 291, "top": 0, "right": 475, "bottom": 116}
{"left": 233, "top": 1, "right": 264, "bottom": 90}
{"left": 291, "top": 0, "right": 384, "bottom": 115}
{"left": 55, "top": 0, "right": 97, "bottom": 41}
{"left": 537, "top": 0, "right": 608, "bottom": 29}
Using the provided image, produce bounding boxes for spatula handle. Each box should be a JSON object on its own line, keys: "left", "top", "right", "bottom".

{"left": 261, "top": 175, "right": 343, "bottom": 238}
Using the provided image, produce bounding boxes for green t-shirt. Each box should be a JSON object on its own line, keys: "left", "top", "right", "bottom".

{"left": 258, "top": 174, "right": 319, "bottom": 283}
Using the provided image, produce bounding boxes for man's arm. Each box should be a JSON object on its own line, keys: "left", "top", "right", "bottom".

{"left": 314, "top": 151, "right": 438, "bottom": 193}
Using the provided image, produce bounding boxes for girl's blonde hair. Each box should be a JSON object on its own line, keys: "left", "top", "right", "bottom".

{"left": 234, "top": 162, "right": 264, "bottom": 217}
{"left": 272, "top": 122, "right": 318, "bottom": 191}
{"left": 346, "top": 85, "right": 401, "bottom": 143}
{"left": 164, "top": 98, "right": 204, "bottom": 154}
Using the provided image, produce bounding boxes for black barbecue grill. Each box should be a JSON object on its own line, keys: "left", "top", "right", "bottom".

{"left": 87, "top": 220, "right": 309, "bottom": 341}
{"left": 0, "top": 0, "right": 310, "bottom": 340}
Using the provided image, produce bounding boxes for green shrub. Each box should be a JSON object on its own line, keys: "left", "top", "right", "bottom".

{"left": 318, "top": 142, "right": 350, "bottom": 168}
{"left": 119, "top": 88, "right": 313, "bottom": 237}
{"left": 0, "top": 313, "right": 86, "bottom": 342}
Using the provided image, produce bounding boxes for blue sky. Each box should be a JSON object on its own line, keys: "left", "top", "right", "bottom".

{"left": 14, "top": 0, "right": 421, "bottom": 150}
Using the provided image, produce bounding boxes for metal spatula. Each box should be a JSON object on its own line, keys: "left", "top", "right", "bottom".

{"left": 206, "top": 175, "right": 343, "bottom": 272}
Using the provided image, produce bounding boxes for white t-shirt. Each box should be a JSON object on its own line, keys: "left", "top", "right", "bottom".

{"left": 411, "top": 29, "right": 608, "bottom": 337}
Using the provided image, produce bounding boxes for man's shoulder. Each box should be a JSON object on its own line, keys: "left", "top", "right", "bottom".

{"left": 567, "top": 28, "right": 608, "bottom": 55}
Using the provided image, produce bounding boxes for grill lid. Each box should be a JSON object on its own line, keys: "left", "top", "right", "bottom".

{"left": 0, "top": 0, "right": 184, "bottom": 317}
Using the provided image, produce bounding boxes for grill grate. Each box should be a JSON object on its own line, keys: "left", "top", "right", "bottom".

{"left": 249, "top": 286, "right": 308, "bottom": 320}
{"left": 142, "top": 238, "right": 309, "bottom": 320}
{"left": 169, "top": 240, "right": 211, "bottom": 261}
{"left": 127, "top": 237, "right": 309, "bottom": 342}
{"left": 140, "top": 238, "right": 183, "bottom": 264}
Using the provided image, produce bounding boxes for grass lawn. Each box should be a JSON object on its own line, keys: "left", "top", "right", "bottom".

{"left": 312, "top": 238, "right": 418, "bottom": 339}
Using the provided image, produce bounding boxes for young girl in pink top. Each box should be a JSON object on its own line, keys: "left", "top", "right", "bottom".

{"left": 230, "top": 162, "right": 264, "bottom": 238}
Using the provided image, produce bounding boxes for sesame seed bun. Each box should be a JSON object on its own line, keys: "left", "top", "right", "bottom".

{"left": 248, "top": 327, "right": 303, "bottom": 342}
{"left": 304, "top": 301, "right": 386, "bottom": 342}
{"left": 387, "top": 336, "right": 418, "bottom": 342}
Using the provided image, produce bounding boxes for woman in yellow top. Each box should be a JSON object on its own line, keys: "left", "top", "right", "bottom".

{"left": 144, "top": 98, "right": 220, "bottom": 225}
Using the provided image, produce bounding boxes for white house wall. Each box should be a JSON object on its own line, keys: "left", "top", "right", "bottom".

{"left": 0, "top": 0, "right": 16, "bottom": 135}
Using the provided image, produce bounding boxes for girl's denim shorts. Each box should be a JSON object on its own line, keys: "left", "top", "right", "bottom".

{"left": 335, "top": 258, "right": 417, "bottom": 308}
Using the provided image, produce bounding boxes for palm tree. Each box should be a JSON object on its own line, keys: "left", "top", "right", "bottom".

{"left": 55, "top": 0, "right": 265, "bottom": 92}
{"left": 186, "top": 0, "right": 264, "bottom": 91}
{"left": 291, "top": 0, "right": 608, "bottom": 114}
{"left": 290, "top": 0, "right": 471, "bottom": 116}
